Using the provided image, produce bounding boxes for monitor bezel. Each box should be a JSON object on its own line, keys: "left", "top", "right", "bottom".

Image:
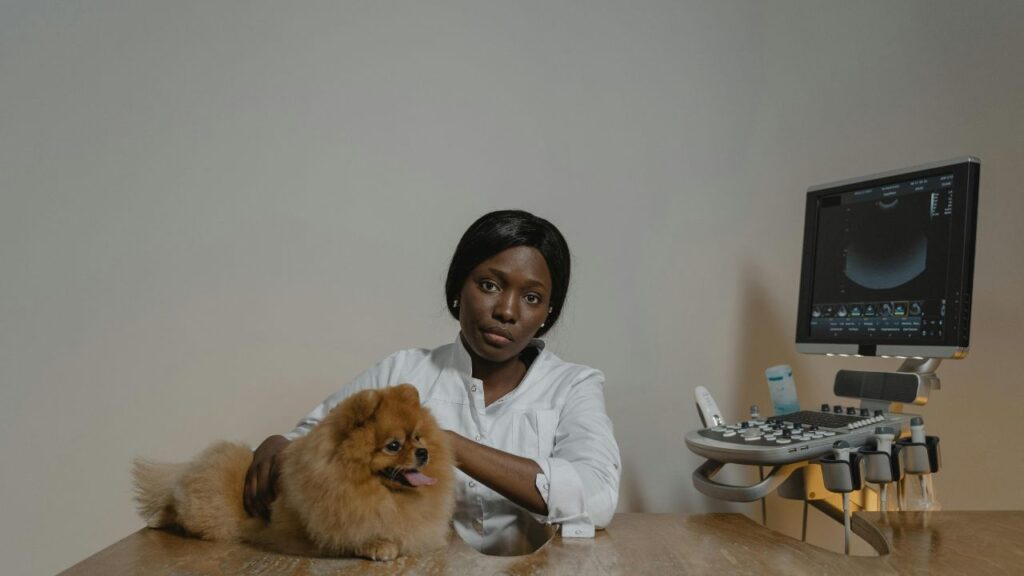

{"left": 795, "top": 157, "right": 980, "bottom": 358}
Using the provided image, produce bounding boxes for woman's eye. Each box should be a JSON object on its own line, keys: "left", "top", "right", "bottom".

{"left": 480, "top": 280, "right": 499, "bottom": 292}
{"left": 525, "top": 294, "right": 541, "bottom": 305}
{"left": 386, "top": 441, "right": 401, "bottom": 452}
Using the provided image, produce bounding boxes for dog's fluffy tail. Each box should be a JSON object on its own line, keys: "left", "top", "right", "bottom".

{"left": 132, "top": 442, "right": 256, "bottom": 542}
{"left": 132, "top": 458, "right": 187, "bottom": 528}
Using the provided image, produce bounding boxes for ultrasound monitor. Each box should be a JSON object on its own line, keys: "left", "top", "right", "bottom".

{"left": 796, "top": 158, "right": 980, "bottom": 359}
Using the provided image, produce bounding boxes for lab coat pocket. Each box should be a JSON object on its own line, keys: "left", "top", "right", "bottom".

{"left": 517, "top": 409, "right": 558, "bottom": 458}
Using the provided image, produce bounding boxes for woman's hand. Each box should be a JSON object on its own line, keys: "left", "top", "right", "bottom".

{"left": 243, "top": 435, "right": 290, "bottom": 521}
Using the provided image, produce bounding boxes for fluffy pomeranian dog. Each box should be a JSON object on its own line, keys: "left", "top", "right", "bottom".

{"left": 132, "top": 384, "right": 455, "bottom": 561}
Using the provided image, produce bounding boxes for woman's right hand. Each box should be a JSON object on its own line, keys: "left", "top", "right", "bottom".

{"left": 243, "top": 434, "right": 291, "bottom": 521}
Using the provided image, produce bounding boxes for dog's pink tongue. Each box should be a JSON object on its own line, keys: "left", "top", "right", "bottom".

{"left": 403, "top": 471, "right": 437, "bottom": 487}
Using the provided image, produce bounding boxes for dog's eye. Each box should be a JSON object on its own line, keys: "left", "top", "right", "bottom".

{"left": 385, "top": 440, "right": 401, "bottom": 453}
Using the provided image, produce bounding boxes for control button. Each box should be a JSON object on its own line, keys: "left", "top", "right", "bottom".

{"left": 874, "top": 410, "right": 884, "bottom": 417}
{"left": 821, "top": 403, "right": 831, "bottom": 412}
{"left": 833, "top": 405, "right": 844, "bottom": 414}
{"left": 860, "top": 408, "right": 870, "bottom": 417}
{"left": 822, "top": 431, "right": 836, "bottom": 437}
{"left": 775, "top": 438, "right": 792, "bottom": 444}
{"left": 743, "top": 435, "right": 762, "bottom": 442}
{"left": 711, "top": 426, "right": 727, "bottom": 433}
{"left": 846, "top": 407, "right": 858, "bottom": 416}
{"left": 740, "top": 422, "right": 749, "bottom": 429}
{"left": 722, "top": 431, "right": 737, "bottom": 438}
{"left": 764, "top": 435, "right": 777, "bottom": 441}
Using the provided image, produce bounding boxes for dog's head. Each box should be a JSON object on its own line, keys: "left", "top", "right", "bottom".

{"left": 316, "top": 384, "right": 451, "bottom": 491}
{"left": 281, "top": 384, "right": 455, "bottom": 554}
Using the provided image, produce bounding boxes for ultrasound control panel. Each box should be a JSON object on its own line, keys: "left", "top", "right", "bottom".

{"left": 684, "top": 405, "right": 911, "bottom": 465}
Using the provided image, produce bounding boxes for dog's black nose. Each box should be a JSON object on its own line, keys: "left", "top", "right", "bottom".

{"left": 415, "top": 448, "right": 428, "bottom": 465}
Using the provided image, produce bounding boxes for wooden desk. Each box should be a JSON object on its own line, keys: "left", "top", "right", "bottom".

{"left": 60, "top": 511, "right": 1024, "bottom": 575}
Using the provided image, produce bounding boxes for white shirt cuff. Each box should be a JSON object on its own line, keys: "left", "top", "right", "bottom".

{"left": 534, "top": 458, "right": 595, "bottom": 538}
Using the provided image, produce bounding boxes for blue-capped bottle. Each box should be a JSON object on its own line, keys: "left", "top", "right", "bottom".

{"left": 765, "top": 364, "right": 799, "bottom": 416}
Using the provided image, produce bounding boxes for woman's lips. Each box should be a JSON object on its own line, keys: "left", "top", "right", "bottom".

{"left": 482, "top": 327, "right": 513, "bottom": 346}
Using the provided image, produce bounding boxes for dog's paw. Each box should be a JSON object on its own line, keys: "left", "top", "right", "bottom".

{"left": 356, "top": 539, "right": 400, "bottom": 562}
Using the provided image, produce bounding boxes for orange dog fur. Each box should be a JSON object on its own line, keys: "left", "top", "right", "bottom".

{"left": 132, "top": 384, "right": 455, "bottom": 561}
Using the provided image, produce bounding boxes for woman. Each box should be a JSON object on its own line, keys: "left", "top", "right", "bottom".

{"left": 243, "top": 210, "right": 621, "bottom": 555}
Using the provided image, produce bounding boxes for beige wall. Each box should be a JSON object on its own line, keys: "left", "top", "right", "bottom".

{"left": 2, "top": 1, "right": 1023, "bottom": 573}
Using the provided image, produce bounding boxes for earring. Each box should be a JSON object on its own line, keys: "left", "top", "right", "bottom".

{"left": 540, "top": 322, "right": 546, "bottom": 328}
{"left": 452, "top": 299, "right": 459, "bottom": 309}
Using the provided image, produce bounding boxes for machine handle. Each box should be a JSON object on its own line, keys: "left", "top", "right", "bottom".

{"left": 692, "top": 459, "right": 805, "bottom": 502}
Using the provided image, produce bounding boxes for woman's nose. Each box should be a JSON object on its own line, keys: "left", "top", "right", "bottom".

{"left": 492, "top": 293, "right": 517, "bottom": 322}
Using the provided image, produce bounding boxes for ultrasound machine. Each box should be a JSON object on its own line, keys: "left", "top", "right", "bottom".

{"left": 684, "top": 157, "right": 980, "bottom": 553}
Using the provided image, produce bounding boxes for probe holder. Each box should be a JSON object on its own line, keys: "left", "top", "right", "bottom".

{"left": 818, "top": 454, "right": 863, "bottom": 494}
{"left": 896, "top": 436, "right": 941, "bottom": 475}
{"left": 860, "top": 445, "right": 904, "bottom": 484}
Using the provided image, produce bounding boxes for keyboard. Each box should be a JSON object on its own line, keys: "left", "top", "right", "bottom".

{"left": 684, "top": 408, "right": 912, "bottom": 465}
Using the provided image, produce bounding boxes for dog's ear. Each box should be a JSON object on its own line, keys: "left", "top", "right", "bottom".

{"left": 391, "top": 383, "right": 421, "bottom": 406}
{"left": 338, "top": 388, "right": 382, "bottom": 429}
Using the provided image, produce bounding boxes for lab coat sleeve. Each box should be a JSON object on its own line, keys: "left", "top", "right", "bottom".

{"left": 533, "top": 370, "right": 621, "bottom": 536}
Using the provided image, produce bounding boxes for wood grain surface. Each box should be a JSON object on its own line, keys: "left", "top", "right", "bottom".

{"left": 59, "top": 511, "right": 1024, "bottom": 575}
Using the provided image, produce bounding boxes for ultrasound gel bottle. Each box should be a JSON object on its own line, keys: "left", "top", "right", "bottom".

{"left": 765, "top": 365, "right": 800, "bottom": 416}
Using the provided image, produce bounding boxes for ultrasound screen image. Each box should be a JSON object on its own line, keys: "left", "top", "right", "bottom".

{"left": 809, "top": 174, "right": 955, "bottom": 341}
{"left": 843, "top": 198, "right": 928, "bottom": 290}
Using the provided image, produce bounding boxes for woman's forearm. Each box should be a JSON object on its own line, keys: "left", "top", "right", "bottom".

{"left": 445, "top": 431, "right": 548, "bottom": 516}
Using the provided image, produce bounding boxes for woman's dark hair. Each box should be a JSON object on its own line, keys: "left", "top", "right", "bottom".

{"left": 445, "top": 210, "right": 571, "bottom": 337}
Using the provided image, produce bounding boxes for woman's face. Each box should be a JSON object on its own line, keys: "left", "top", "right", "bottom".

{"left": 458, "top": 246, "right": 553, "bottom": 364}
